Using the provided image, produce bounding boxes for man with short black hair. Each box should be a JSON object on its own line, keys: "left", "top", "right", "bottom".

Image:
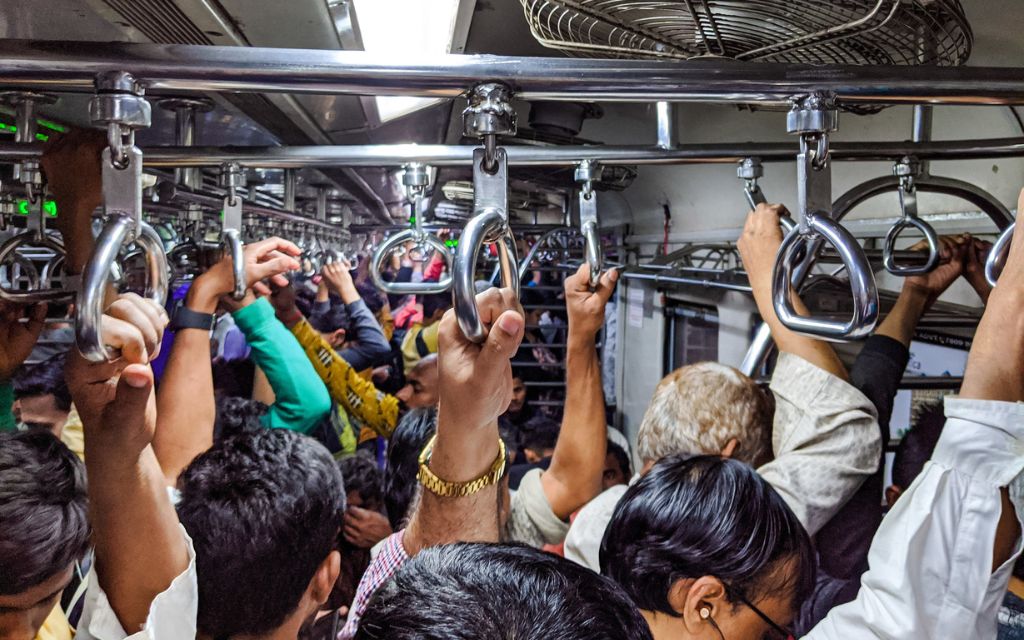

{"left": 356, "top": 543, "right": 653, "bottom": 640}
{"left": 0, "top": 429, "right": 90, "bottom": 640}
{"left": 12, "top": 353, "right": 72, "bottom": 436}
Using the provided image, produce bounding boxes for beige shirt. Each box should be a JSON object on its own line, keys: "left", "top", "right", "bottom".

{"left": 565, "top": 351, "right": 881, "bottom": 571}
{"left": 507, "top": 467, "right": 571, "bottom": 548}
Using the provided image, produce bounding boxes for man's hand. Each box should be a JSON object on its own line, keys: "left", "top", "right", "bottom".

{"left": 904, "top": 234, "right": 968, "bottom": 308}
{"left": 322, "top": 260, "right": 359, "bottom": 304}
{"left": 343, "top": 507, "right": 393, "bottom": 549}
{"left": 737, "top": 203, "right": 789, "bottom": 288}
{"left": 65, "top": 293, "right": 168, "bottom": 455}
{"left": 191, "top": 237, "right": 301, "bottom": 313}
{"left": 40, "top": 129, "right": 108, "bottom": 274}
{"left": 0, "top": 301, "right": 47, "bottom": 382}
{"left": 436, "top": 288, "right": 525, "bottom": 433}
{"left": 963, "top": 234, "right": 994, "bottom": 304}
{"left": 261, "top": 283, "right": 302, "bottom": 327}
{"left": 564, "top": 265, "right": 618, "bottom": 339}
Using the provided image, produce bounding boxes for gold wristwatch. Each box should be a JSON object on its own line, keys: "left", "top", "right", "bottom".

{"left": 417, "top": 434, "right": 507, "bottom": 498}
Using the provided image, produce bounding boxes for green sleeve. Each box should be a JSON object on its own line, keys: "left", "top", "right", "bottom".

{"left": 0, "top": 381, "right": 15, "bottom": 431}
{"left": 232, "top": 298, "right": 332, "bottom": 433}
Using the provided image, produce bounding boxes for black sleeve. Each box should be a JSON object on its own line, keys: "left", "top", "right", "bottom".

{"left": 815, "top": 335, "right": 909, "bottom": 581}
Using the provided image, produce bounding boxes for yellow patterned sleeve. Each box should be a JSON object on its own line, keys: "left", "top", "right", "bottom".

{"left": 290, "top": 318, "right": 399, "bottom": 438}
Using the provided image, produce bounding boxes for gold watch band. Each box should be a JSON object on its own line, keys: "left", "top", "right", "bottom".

{"left": 417, "top": 434, "right": 507, "bottom": 498}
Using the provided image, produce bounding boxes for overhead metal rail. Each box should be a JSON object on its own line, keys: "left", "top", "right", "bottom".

{"left": 3, "top": 138, "right": 1024, "bottom": 168}
{"left": 3, "top": 39, "right": 1024, "bottom": 106}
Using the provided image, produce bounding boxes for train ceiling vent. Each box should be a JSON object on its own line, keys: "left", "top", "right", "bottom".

{"left": 101, "top": 0, "right": 215, "bottom": 45}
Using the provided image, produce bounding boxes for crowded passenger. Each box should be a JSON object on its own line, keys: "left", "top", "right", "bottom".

{"left": 3, "top": 125, "right": 1024, "bottom": 640}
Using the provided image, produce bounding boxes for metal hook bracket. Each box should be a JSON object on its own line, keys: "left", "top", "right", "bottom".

{"left": 462, "top": 83, "right": 516, "bottom": 172}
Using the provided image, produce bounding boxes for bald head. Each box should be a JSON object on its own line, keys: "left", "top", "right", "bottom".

{"left": 396, "top": 354, "right": 439, "bottom": 409}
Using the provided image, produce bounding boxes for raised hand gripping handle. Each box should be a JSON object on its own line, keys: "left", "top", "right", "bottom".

{"left": 772, "top": 213, "right": 879, "bottom": 341}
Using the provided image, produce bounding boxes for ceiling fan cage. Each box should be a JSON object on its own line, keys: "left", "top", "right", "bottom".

{"left": 518, "top": 0, "right": 972, "bottom": 67}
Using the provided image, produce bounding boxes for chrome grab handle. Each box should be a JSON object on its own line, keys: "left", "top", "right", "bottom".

{"left": 453, "top": 147, "right": 519, "bottom": 343}
{"left": 220, "top": 163, "right": 247, "bottom": 300}
{"left": 518, "top": 227, "right": 573, "bottom": 281}
{"left": 986, "top": 222, "right": 1014, "bottom": 288}
{"left": 370, "top": 229, "right": 453, "bottom": 295}
{"left": 883, "top": 163, "right": 940, "bottom": 276}
{"left": 576, "top": 160, "right": 603, "bottom": 288}
{"left": 0, "top": 190, "right": 74, "bottom": 303}
{"left": 581, "top": 218, "right": 601, "bottom": 286}
{"left": 223, "top": 227, "right": 246, "bottom": 299}
{"left": 772, "top": 213, "right": 879, "bottom": 341}
{"left": 0, "top": 235, "right": 70, "bottom": 303}
{"left": 453, "top": 210, "right": 518, "bottom": 343}
{"left": 76, "top": 146, "right": 169, "bottom": 362}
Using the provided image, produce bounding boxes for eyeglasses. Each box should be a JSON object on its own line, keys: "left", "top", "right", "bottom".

{"left": 725, "top": 585, "right": 795, "bottom": 640}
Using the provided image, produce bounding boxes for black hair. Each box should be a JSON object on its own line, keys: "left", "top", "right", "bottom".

{"left": 310, "top": 301, "right": 350, "bottom": 334}
{"left": 212, "top": 358, "right": 255, "bottom": 399}
{"left": 214, "top": 395, "right": 268, "bottom": 440}
{"left": 519, "top": 415, "right": 561, "bottom": 455}
{"left": 176, "top": 429, "right": 345, "bottom": 637}
{"left": 608, "top": 440, "right": 633, "bottom": 479}
{"left": 13, "top": 352, "right": 71, "bottom": 412}
{"left": 892, "top": 401, "right": 946, "bottom": 489}
{"left": 356, "top": 543, "right": 653, "bottom": 640}
{"left": 601, "top": 454, "right": 816, "bottom": 616}
{"left": 420, "top": 293, "right": 452, "bottom": 321}
{"left": 382, "top": 407, "right": 437, "bottom": 530}
{"left": 339, "top": 452, "right": 384, "bottom": 511}
{"left": 519, "top": 285, "right": 552, "bottom": 310}
{"left": 356, "top": 281, "right": 387, "bottom": 315}
{"left": 0, "top": 430, "right": 90, "bottom": 594}
{"left": 295, "top": 286, "right": 316, "bottom": 318}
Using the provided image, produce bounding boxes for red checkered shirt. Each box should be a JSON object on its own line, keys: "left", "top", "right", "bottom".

{"left": 338, "top": 529, "right": 409, "bottom": 639}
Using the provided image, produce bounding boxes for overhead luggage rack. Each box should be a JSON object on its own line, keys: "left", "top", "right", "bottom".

{"left": 519, "top": 0, "right": 972, "bottom": 66}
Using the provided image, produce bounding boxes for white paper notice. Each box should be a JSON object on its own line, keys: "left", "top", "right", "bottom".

{"left": 627, "top": 286, "right": 644, "bottom": 328}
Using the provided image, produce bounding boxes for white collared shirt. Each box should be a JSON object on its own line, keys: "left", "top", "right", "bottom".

{"left": 805, "top": 397, "right": 1024, "bottom": 639}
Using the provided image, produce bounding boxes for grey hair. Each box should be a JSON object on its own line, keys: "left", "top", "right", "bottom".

{"left": 636, "top": 361, "right": 773, "bottom": 467}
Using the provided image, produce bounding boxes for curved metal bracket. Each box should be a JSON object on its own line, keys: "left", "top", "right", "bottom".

{"left": 986, "top": 222, "right": 1015, "bottom": 287}
{"left": 579, "top": 191, "right": 602, "bottom": 287}
{"left": 832, "top": 174, "right": 1014, "bottom": 231}
{"left": 773, "top": 213, "right": 879, "bottom": 341}
{"left": 369, "top": 229, "right": 453, "bottom": 295}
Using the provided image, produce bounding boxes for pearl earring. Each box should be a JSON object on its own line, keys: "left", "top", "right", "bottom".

{"left": 700, "top": 607, "right": 711, "bottom": 620}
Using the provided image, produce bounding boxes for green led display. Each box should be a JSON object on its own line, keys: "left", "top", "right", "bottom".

{"left": 444, "top": 239, "right": 458, "bottom": 248}
{"left": 16, "top": 200, "right": 58, "bottom": 217}
{"left": 0, "top": 122, "right": 51, "bottom": 141}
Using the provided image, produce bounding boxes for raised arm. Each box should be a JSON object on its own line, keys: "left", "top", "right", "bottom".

{"left": 227, "top": 286, "right": 332, "bottom": 433}
{"left": 153, "top": 238, "right": 301, "bottom": 484}
{"left": 321, "top": 261, "right": 392, "bottom": 371}
{"left": 737, "top": 203, "right": 848, "bottom": 380}
{"left": 0, "top": 302, "right": 48, "bottom": 431}
{"left": 404, "top": 287, "right": 525, "bottom": 551}
{"left": 815, "top": 235, "right": 966, "bottom": 579}
{"left": 808, "top": 191, "right": 1024, "bottom": 640}
{"left": 541, "top": 265, "right": 618, "bottom": 519}
{"left": 65, "top": 294, "right": 190, "bottom": 634}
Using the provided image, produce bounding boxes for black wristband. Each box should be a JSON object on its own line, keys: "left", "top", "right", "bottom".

{"left": 170, "top": 305, "right": 215, "bottom": 332}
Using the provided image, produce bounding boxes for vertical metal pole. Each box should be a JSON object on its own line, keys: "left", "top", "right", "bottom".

{"left": 283, "top": 169, "right": 297, "bottom": 212}
{"left": 656, "top": 101, "right": 676, "bottom": 150}
{"left": 175, "top": 107, "right": 202, "bottom": 190}
{"left": 912, "top": 104, "right": 933, "bottom": 175}
{"left": 316, "top": 186, "right": 328, "bottom": 221}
